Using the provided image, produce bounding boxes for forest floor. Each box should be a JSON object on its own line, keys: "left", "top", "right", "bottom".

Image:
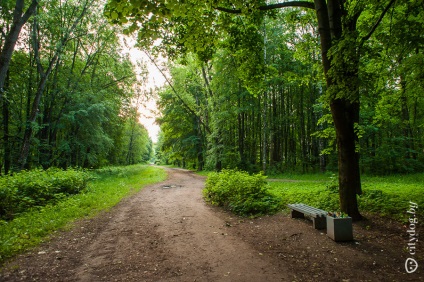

{"left": 0, "top": 167, "right": 422, "bottom": 281}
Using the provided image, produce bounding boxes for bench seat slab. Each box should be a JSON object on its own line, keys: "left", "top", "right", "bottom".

{"left": 288, "top": 203, "right": 328, "bottom": 230}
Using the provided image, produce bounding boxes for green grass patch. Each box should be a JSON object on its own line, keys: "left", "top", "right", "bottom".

{"left": 195, "top": 171, "right": 210, "bottom": 177}
{"left": 0, "top": 165, "right": 166, "bottom": 264}
{"left": 359, "top": 174, "right": 424, "bottom": 220}
{"left": 268, "top": 178, "right": 339, "bottom": 212}
{"left": 268, "top": 173, "right": 424, "bottom": 221}
{"left": 268, "top": 172, "right": 333, "bottom": 182}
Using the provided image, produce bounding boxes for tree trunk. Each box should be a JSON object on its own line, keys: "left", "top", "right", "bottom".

{"left": 0, "top": 0, "right": 38, "bottom": 100}
{"left": 330, "top": 99, "right": 362, "bottom": 220}
{"left": 314, "top": 0, "right": 362, "bottom": 220}
{"left": 18, "top": 1, "right": 91, "bottom": 169}
{"left": 2, "top": 71, "right": 11, "bottom": 174}
{"left": 18, "top": 31, "right": 59, "bottom": 169}
{"left": 0, "top": 0, "right": 37, "bottom": 172}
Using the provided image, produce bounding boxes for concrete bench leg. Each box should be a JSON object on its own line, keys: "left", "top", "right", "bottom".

{"left": 313, "top": 217, "right": 326, "bottom": 230}
{"left": 291, "top": 210, "right": 305, "bottom": 219}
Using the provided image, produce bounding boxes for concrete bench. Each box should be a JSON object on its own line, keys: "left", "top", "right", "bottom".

{"left": 287, "top": 203, "right": 327, "bottom": 230}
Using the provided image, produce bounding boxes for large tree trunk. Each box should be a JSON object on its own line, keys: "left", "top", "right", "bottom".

{"left": 331, "top": 99, "right": 362, "bottom": 220}
{"left": 314, "top": 0, "right": 362, "bottom": 220}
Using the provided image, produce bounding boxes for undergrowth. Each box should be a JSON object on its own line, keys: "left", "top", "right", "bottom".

{"left": 0, "top": 168, "right": 91, "bottom": 220}
{"left": 0, "top": 165, "right": 166, "bottom": 264}
{"left": 204, "top": 170, "right": 424, "bottom": 222}
{"left": 203, "top": 169, "right": 283, "bottom": 216}
{"left": 268, "top": 173, "right": 424, "bottom": 222}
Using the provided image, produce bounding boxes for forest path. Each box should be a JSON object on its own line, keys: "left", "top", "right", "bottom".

{"left": 1, "top": 167, "right": 421, "bottom": 281}
{"left": 0, "top": 168, "right": 290, "bottom": 281}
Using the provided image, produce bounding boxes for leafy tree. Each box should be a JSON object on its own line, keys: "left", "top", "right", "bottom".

{"left": 1, "top": 0, "right": 150, "bottom": 171}
{"left": 0, "top": 0, "right": 38, "bottom": 100}
{"left": 359, "top": 0, "right": 424, "bottom": 174}
{"left": 155, "top": 16, "right": 324, "bottom": 174}
{"left": 156, "top": 65, "right": 207, "bottom": 169}
{"left": 18, "top": 0, "right": 100, "bottom": 169}
{"left": 0, "top": 0, "right": 38, "bottom": 174}
{"left": 105, "top": 0, "right": 423, "bottom": 219}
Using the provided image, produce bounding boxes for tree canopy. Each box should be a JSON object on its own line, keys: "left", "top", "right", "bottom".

{"left": 105, "top": 0, "right": 424, "bottom": 220}
{"left": 1, "top": 1, "right": 422, "bottom": 220}
{"left": 0, "top": 0, "right": 153, "bottom": 172}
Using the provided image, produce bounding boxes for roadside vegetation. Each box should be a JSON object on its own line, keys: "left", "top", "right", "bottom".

{"left": 0, "top": 165, "right": 166, "bottom": 264}
{"left": 203, "top": 170, "right": 424, "bottom": 222}
{"left": 269, "top": 173, "right": 424, "bottom": 221}
{"left": 203, "top": 169, "right": 283, "bottom": 216}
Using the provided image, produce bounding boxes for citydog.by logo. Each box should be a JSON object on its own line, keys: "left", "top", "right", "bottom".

{"left": 405, "top": 258, "right": 418, "bottom": 274}
{"left": 405, "top": 201, "right": 419, "bottom": 274}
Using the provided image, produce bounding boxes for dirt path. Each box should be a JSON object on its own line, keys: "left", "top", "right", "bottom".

{"left": 1, "top": 168, "right": 422, "bottom": 281}
{"left": 0, "top": 168, "right": 288, "bottom": 281}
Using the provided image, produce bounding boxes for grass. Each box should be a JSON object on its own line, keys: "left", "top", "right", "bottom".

{"left": 0, "top": 165, "right": 166, "bottom": 264}
{"left": 267, "top": 172, "right": 424, "bottom": 222}
{"left": 195, "top": 171, "right": 210, "bottom": 177}
{"left": 268, "top": 172, "right": 333, "bottom": 181}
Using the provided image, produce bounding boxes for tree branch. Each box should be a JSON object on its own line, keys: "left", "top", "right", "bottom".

{"left": 20, "top": 0, "right": 39, "bottom": 26}
{"left": 143, "top": 50, "right": 211, "bottom": 134}
{"left": 260, "top": 1, "right": 315, "bottom": 10}
{"left": 361, "top": 0, "right": 396, "bottom": 43}
{"left": 100, "top": 75, "right": 134, "bottom": 89}
{"left": 215, "top": 1, "right": 315, "bottom": 13}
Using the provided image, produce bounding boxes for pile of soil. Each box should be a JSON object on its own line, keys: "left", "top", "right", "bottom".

{"left": 0, "top": 168, "right": 422, "bottom": 281}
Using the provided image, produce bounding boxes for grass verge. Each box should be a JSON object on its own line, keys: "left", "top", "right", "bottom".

{"left": 0, "top": 165, "right": 166, "bottom": 264}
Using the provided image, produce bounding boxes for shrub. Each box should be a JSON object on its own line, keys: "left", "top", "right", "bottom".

{"left": 0, "top": 168, "right": 90, "bottom": 220}
{"left": 0, "top": 165, "right": 166, "bottom": 263}
{"left": 203, "top": 169, "right": 283, "bottom": 216}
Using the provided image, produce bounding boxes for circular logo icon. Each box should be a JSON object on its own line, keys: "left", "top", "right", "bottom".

{"left": 405, "top": 258, "right": 419, "bottom": 273}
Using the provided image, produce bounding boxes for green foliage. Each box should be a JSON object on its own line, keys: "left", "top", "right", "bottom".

{"left": 93, "top": 166, "right": 131, "bottom": 177}
{"left": 0, "top": 168, "right": 90, "bottom": 220}
{"left": 0, "top": 165, "right": 166, "bottom": 263}
{"left": 268, "top": 173, "right": 424, "bottom": 221}
{"left": 153, "top": 6, "right": 327, "bottom": 174}
{"left": 0, "top": 0, "right": 147, "bottom": 172}
{"left": 358, "top": 174, "right": 424, "bottom": 221}
{"left": 203, "top": 169, "right": 283, "bottom": 216}
{"left": 269, "top": 180, "right": 340, "bottom": 212}
{"left": 155, "top": 59, "right": 207, "bottom": 169}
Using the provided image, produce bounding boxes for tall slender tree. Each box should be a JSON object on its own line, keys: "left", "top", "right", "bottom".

{"left": 0, "top": 0, "right": 38, "bottom": 174}
{"left": 18, "top": 0, "right": 94, "bottom": 169}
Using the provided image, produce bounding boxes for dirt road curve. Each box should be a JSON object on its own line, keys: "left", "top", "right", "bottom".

{"left": 1, "top": 167, "right": 422, "bottom": 281}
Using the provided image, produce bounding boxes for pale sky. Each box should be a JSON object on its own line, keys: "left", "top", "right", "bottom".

{"left": 122, "top": 37, "right": 166, "bottom": 143}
